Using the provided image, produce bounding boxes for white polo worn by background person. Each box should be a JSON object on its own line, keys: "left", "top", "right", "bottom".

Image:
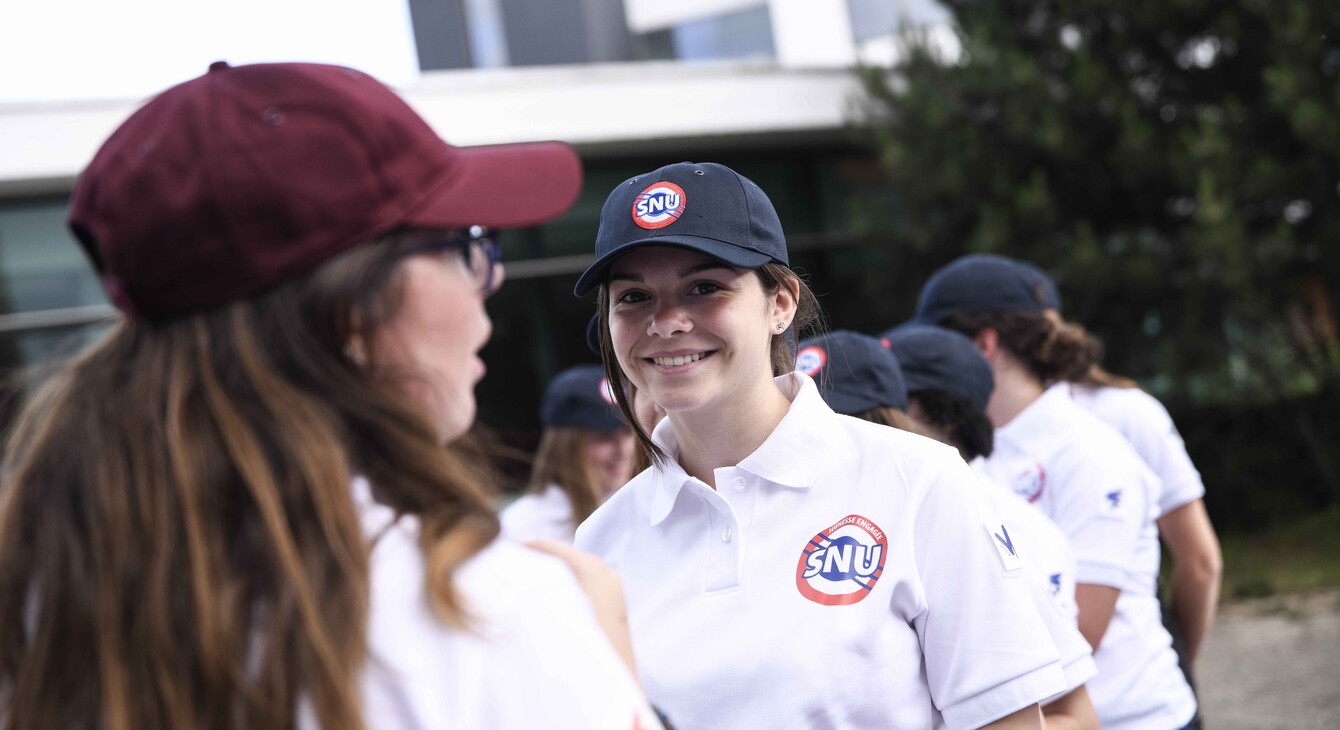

{"left": 1063, "top": 384, "right": 1206, "bottom": 516}
{"left": 977, "top": 483, "right": 1097, "bottom": 699}
{"left": 501, "top": 484, "right": 579, "bottom": 542}
{"left": 576, "top": 373, "right": 1067, "bottom": 730}
{"left": 317, "top": 477, "right": 662, "bottom": 730}
{"left": 972, "top": 385, "right": 1197, "bottom": 730}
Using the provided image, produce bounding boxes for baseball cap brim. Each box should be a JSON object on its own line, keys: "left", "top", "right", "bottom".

{"left": 404, "top": 140, "right": 583, "bottom": 230}
{"left": 573, "top": 235, "right": 774, "bottom": 297}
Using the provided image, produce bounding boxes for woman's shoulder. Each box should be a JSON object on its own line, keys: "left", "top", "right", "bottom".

{"left": 573, "top": 467, "right": 658, "bottom": 550}
{"left": 499, "top": 485, "right": 576, "bottom": 543}
{"left": 831, "top": 412, "right": 965, "bottom": 470}
{"left": 1070, "top": 383, "right": 1174, "bottom": 433}
{"left": 372, "top": 518, "right": 582, "bottom": 617}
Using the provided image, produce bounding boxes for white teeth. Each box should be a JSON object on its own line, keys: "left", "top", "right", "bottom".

{"left": 653, "top": 352, "right": 707, "bottom": 367}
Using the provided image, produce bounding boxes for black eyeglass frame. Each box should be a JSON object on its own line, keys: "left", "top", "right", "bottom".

{"left": 403, "top": 225, "right": 501, "bottom": 293}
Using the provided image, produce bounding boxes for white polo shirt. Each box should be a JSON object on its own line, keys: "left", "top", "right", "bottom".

{"left": 973, "top": 386, "right": 1196, "bottom": 730}
{"left": 500, "top": 483, "right": 578, "bottom": 543}
{"left": 977, "top": 485, "right": 1096, "bottom": 699}
{"left": 1064, "top": 383, "right": 1206, "bottom": 516}
{"left": 301, "top": 477, "right": 661, "bottom": 730}
{"left": 575, "top": 373, "right": 1066, "bottom": 730}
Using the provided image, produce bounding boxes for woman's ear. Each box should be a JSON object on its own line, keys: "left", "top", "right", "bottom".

{"left": 973, "top": 328, "right": 1001, "bottom": 363}
{"left": 344, "top": 334, "right": 369, "bottom": 368}
{"left": 769, "top": 275, "right": 800, "bottom": 332}
{"left": 344, "top": 309, "right": 371, "bottom": 368}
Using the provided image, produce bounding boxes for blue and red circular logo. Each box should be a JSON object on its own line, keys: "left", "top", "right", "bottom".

{"left": 795, "top": 514, "right": 888, "bottom": 606}
{"left": 631, "top": 182, "right": 687, "bottom": 230}
{"left": 795, "top": 345, "right": 826, "bottom": 376}
{"left": 1013, "top": 463, "right": 1046, "bottom": 503}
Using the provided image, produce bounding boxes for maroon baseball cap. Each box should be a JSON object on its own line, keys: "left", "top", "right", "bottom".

{"left": 68, "top": 61, "right": 582, "bottom": 320}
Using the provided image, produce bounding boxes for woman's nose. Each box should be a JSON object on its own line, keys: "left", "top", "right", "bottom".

{"left": 648, "top": 300, "right": 690, "bottom": 337}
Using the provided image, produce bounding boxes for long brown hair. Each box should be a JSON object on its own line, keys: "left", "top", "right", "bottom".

{"left": 595, "top": 262, "right": 824, "bottom": 466}
{"left": 940, "top": 310, "right": 1099, "bottom": 384}
{"left": 0, "top": 234, "right": 499, "bottom": 730}
{"left": 526, "top": 427, "right": 606, "bottom": 525}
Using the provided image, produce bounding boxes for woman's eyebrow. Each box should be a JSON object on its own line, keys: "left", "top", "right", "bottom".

{"left": 608, "top": 261, "right": 736, "bottom": 283}
{"left": 679, "top": 262, "right": 735, "bottom": 277}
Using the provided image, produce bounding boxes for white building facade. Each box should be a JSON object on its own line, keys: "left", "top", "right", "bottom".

{"left": 0, "top": 0, "right": 951, "bottom": 427}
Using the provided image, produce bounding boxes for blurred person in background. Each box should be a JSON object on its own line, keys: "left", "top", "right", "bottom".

{"left": 884, "top": 323, "right": 1100, "bottom": 730}
{"left": 1016, "top": 259, "right": 1222, "bottom": 688}
{"left": 502, "top": 364, "right": 636, "bottom": 543}
{"left": 0, "top": 61, "right": 662, "bottom": 730}
{"left": 794, "top": 329, "right": 919, "bottom": 430}
{"left": 917, "top": 253, "right": 1198, "bottom": 730}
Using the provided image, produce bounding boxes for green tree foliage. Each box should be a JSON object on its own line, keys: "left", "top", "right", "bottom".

{"left": 859, "top": 0, "right": 1340, "bottom": 407}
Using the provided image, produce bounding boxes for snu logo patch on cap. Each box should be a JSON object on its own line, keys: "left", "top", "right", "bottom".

{"left": 631, "top": 182, "right": 687, "bottom": 230}
{"left": 795, "top": 345, "right": 827, "bottom": 377}
{"left": 796, "top": 514, "right": 888, "bottom": 606}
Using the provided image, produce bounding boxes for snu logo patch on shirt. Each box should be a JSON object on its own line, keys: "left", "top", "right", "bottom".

{"left": 795, "top": 514, "right": 888, "bottom": 606}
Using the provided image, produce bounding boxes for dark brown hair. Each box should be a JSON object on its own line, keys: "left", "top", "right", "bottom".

{"left": 595, "top": 262, "right": 824, "bottom": 467}
{"left": 907, "top": 390, "right": 996, "bottom": 461}
{"left": 940, "top": 310, "right": 1099, "bottom": 383}
{"left": 0, "top": 233, "right": 498, "bottom": 730}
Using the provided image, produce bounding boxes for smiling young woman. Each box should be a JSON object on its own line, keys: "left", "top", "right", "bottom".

{"left": 570, "top": 161, "right": 1069, "bottom": 730}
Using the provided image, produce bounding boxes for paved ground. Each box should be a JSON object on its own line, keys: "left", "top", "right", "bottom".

{"left": 1197, "top": 588, "right": 1340, "bottom": 729}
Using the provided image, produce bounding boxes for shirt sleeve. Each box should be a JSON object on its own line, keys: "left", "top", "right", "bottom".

{"left": 359, "top": 527, "right": 662, "bottom": 730}
{"left": 1107, "top": 392, "right": 1206, "bottom": 516}
{"left": 481, "top": 558, "right": 665, "bottom": 730}
{"left": 912, "top": 458, "right": 1068, "bottom": 730}
{"left": 1049, "top": 449, "right": 1150, "bottom": 591}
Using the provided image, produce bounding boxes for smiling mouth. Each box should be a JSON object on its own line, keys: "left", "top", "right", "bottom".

{"left": 648, "top": 351, "right": 713, "bottom": 367}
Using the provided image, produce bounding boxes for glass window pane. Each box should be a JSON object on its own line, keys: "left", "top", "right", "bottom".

{"left": 0, "top": 200, "right": 106, "bottom": 316}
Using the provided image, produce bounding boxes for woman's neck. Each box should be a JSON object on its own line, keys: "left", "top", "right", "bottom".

{"left": 666, "top": 372, "right": 793, "bottom": 489}
{"left": 986, "top": 357, "right": 1045, "bottom": 428}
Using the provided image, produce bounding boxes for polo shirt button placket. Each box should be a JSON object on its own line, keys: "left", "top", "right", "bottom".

{"left": 701, "top": 487, "right": 743, "bottom": 592}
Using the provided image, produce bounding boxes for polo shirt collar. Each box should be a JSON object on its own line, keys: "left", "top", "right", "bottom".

{"left": 647, "top": 372, "right": 838, "bottom": 526}
{"left": 995, "top": 382, "right": 1076, "bottom": 448}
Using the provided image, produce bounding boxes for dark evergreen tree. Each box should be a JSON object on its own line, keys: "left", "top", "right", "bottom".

{"left": 857, "top": 0, "right": 1340, "bottom": 521}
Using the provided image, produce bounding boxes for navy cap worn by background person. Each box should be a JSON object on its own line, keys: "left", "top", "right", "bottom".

{"left": 914, "top": 254, "right": 1051, "bottom": 326}
{"left": 541, "top": 365, "right": 626, "bottom": 431}
{"left": 1013, "top": 259, "right": 1061, "bottom": 311}
{"left": 69, "top": 61, "right": 582, "bottom": 321}
{"left": 882, "top": 324, "right": 994, "bottom": 411}
{"left": 795, "top": 330, "right": 908, "bottom": 415}
{"left": 573, "top": 162, "right": 787, "bottom": 297}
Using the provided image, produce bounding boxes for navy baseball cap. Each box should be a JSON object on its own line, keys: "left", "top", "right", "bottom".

{"left": 882, "top": 324, "right": 994, "bottom": 411}
{"left": 573, "top": 162, "right": 787, "bottom": 297}
{"left": 1014, "top": 259, "right": 1061, "bottom": 311}
{"left": 795, "top": 330, "right": 908, "bottom": 415}
{"left": 541, "top": 364, "right": 625, "bottom": 430}
{"left": 914, "top": 254, "right": 1051, "bottom": 325}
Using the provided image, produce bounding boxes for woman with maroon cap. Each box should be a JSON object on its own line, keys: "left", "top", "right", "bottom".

{"left": 0, "top": 62, "right": 662, "bottom": 729}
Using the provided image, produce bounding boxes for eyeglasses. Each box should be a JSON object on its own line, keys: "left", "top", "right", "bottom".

{"left": 406, "top": 225, "right": 501, "bottom": 294}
